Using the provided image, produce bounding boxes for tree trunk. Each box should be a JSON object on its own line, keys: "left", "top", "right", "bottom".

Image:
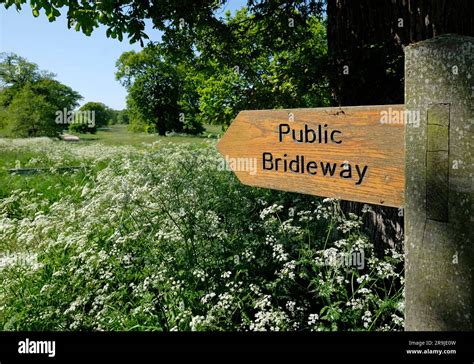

{"left": 326, "top": 0, "right": 474, "bottom": 249}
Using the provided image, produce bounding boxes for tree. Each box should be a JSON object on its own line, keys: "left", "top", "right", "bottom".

{"left": 2, "top": 1, "right": 330, "bottom": 131}
{"left": 2, "top": 87, "right": 58, "bottom": 137}
{"left": 69, "top": 102, "right": 113, "bottom": 134}
{"left": 0, "top": 0, "right": 224, "bottom": 44}
{"left": 0, "top": 52, "right": 55, "bottom": 89}
{"left": 192, "top": 8, "right": 330, "bottom": 126}
{"left": 0, "top": 53, "right": 57, "bottom": 108}
{"left": 326, "top": 0, "right": 474, "bottom": 106}
{"left": 29, "top": 78, "right": 82, "bottom": 111}
{"left": 0, "top": 53, "right": 82, "bottom": 137}
{"left": 117, "top": 109, "right": 129, "bottom": 125}
{"left": 125, "top": 62, "right": 180, "bottom": 136}
{"left": 116, "top": 47, "right": 203, "bottom": 135}
{"left": 108, "top": 109, "right": 119, "bottom": 125}
{"left": 325, "top": 0, "right": 474, "bottom": 249}
{"left": 114, "top": 7, "right": 329, "bottom": 129}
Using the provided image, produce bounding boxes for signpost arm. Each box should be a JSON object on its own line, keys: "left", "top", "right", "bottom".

{"left": 405, "top": 34, "right": 474, "bottom": 330}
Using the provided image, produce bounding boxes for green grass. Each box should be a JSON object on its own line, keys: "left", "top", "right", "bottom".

{"left": 0, "top": 124, "right": 223, "bottom": 206}
{"left": 75, "top": 124, "right": 223, "bottom": 146}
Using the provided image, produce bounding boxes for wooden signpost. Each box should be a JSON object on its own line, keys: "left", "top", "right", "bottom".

{"left": 217, "top": 105, "right": 405, "bottom": 207}
{"left": 217, "top": 34, "right": 473, "bottom": 331}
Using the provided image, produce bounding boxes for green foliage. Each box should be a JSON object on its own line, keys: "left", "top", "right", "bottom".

{"left": 191, "top": 9, "right": 330, "bottom": 126}
{"left": 128, "top": 62, "right": 180, "bottom": 136}
{"left": 114, "top": 9, "right": 329, "bottom": 130}
{"left": 108, "top": 109, "right": 119, "bottom": 125}
{"left": 69, "top": 102, "right": 113, "bottom": 134}
{"left": 0, "top": 0, "right": 224, "bottom": 44}
{"left": 0, "top": 87, "right": 60, "bottom": 137}
{"left": 116, "top": 48, "right": 203, "bottom": 135}
{"left": 0, "top": 106, "right": 7, "bottom": 131}
{"left": 125, "top": 97, "right": 155, "bottom": 133}
{"left": 0, "top": 139, "right": 404, "bottom": 331}
{"left": 0, "top": 53, "right": 82, "bottom": 137}
{"left": 29, "top": 79, "right": 82, "bottom": 111}
{"left": 2, "top": 3, "right": 330, "bottom": 132}
{"left": 68, "top": 121, "right": 94, "bottom": 134}
{"left": 116, "top": 109, "right": 129, "bottom": 125}
{"left": 195, "top": 68, "right": 241, "bottom": 126}
{"left": 0, "top": 1, "right": 325, "bottom": 47}
{"left": 0, "top": 52, "right": 55, "bottom": 89}
{"left": 81, "top": 102, "right": 113, "bottom": 128}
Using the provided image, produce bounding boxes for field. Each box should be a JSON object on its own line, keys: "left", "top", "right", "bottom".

{"left": 76, "top": 124, "right": 224, "bottom": 146}
{"left": 0, "top": 126, "right": 404, "bottom": 331}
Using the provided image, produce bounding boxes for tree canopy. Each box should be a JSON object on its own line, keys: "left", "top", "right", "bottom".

{"left": 69, "top": 101, "right": 114, "bottom": 134}
{"left": 114, "top": 6, "right": 329, "bottom": 132}
{"left": 0, "top": 1, "right": 325, "bottom": 44}
{"left": 0, "top": 53, "right": 82, "bottom": 137}
{"left": 3, "top": 0, "right": 473, "bottom": 136}
{"left": 116, "top": 46, "right": 203, "bottom": 135}
{"left": 3, "top": 0, "right": 473, "bottom": 109}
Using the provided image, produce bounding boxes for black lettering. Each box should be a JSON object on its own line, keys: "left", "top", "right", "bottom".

{"left": 355, "top": 165, "right": 368, "bottom": 185}
{"left": 306, "top": 161, "right": 317, "bottom": 175}
{"left": 262, "top": 152, "right": 274, "bottom": 170}
{"left": 289, "top": 155, "right": 300, "bottom": 173}
{"left": 317, "top": 124, "right": 323, "bottom": 143}
{"left": 305, "top": 125, "right": 316, "bottom": 143}
{"left": 323, "top": 124, "right": 328, "bottom": 144}
{"left": 340, "top": 163, "right": 352, "bottom": 179}
{"left": 320, "top": 161, "right": 337, "bottom": 176}
{"left": 275, "top": 157, "right": 282, "bottom": 171}
{"left": 293, "top": 129, "right": 303, "bottom": 142}
{"left": 331, "top": 130, "right": 342, "bottom": 144}
{"left": 279, "top": 124, "right": 290, "bottom": 142}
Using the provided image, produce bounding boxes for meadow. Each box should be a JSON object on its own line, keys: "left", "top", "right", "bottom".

{"left": 0, "top": 126, "right": 404, "bottom": 331}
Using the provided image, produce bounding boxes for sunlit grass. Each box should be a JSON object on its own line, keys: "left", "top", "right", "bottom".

{"left": 75, "top": 124, "right": 223, "bottom": 146}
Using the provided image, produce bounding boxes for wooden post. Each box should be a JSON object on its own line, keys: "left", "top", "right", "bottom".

{"left": 405, "top": 34, "right": 474, "bottom": 330}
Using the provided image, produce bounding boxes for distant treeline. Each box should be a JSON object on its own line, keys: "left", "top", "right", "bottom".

{"left": 0, "top": 52, "right": 127, "bottom": 137}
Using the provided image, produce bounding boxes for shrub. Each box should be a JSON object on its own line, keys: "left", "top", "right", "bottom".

{"left": 0, "top": 141, "right": 404, "bottom": 331}
{"left": 2, "top": 88, "right": 60, "bottom": 137}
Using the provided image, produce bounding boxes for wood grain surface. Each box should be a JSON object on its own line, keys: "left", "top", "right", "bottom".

{"left": 217, "top": 105, "right": 405, "bottom": 207}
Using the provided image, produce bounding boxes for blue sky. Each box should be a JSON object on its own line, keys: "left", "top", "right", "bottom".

{"left": 0, "top": 2, "right": 245, "bottom": 110}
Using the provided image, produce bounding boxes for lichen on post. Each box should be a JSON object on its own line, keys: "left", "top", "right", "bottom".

{"left": 404, "top": 34, "right": 474, "bottom": 330}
